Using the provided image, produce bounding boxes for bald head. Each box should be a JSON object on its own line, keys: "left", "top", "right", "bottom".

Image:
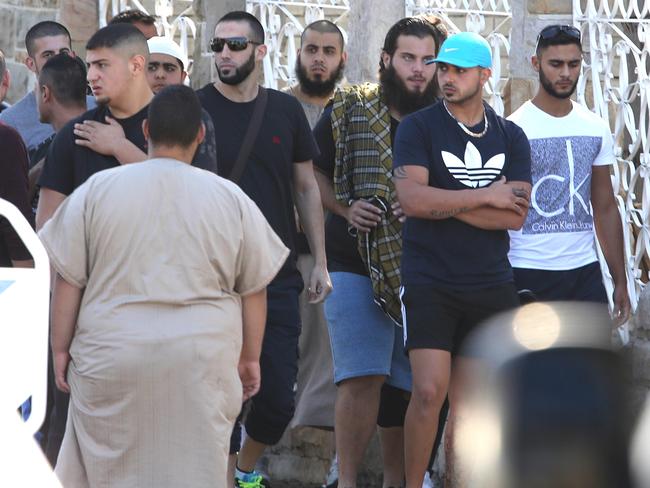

{"left": 301, "top": 20, "right": 344, "bottom": 49}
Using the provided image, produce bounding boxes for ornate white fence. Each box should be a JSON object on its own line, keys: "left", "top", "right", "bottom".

{"left": 246, "top": 0, "right": 350, "bottom": 89}
{"left": 405, "top": 0, "right": 512, "bottom": 115}
{"left": 98, "top": 0, "right": 197, "bottom": 71}
{"left": 574, "top": 0, "right": 649, "bottom": 311}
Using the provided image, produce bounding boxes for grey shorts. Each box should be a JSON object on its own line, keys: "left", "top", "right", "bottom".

{"left": 324, "top": 272, "right": 411, "bottom": 391}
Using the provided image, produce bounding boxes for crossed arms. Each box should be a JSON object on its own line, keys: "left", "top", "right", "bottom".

{"left": 393, "top": 165, "right": 531, "bottom": 230}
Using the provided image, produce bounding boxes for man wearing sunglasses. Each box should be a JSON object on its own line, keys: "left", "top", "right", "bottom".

{"left": 196, "top": 11, "right": 331, "bottom": 488}
{"left": 507, "top": 25, "right": 630, "bottom": 325}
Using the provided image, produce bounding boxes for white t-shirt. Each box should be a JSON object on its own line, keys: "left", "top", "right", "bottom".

{"left": 507, "top": 100, "right": 614, "bottom": 270}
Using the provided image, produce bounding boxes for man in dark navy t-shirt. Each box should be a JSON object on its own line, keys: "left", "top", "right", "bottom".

{"left": 392, "top": 32, "right": 532, "bottom": 487}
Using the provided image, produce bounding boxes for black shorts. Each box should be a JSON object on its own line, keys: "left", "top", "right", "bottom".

{"left": 400, "top": 283, "right": 519, "bottom": 354}
{"left": 513, "top": 262, "right": 608, "bottom": 303}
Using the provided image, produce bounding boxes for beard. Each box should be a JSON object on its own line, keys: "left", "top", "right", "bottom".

{"left": 295, "top": 57, "right": 344, "bottom": 97}
{"left": 441, "top": 79, "right": 482, "bottom": 105}
{"left": 217, "top": 50, "right": 256, "bottom": 85}
{"left": 380, "top": 63, "right": 438, "bottom": 115}
{"left": 539, "top": 66, "right": 578, "bottom": 99}
{"left": 94, "top": 95, "right": 111, "bottom": 107}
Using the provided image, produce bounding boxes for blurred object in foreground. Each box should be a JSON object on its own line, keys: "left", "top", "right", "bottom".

{"left": 631, "top": 394, "right": 650, "bottom": 488}
{"left": 0, "top": 411, "right": 62, "bottom": 487}
{"left": 0, "top": 197, "right": 53, "bottom": 484}
{"left": 455, "top": 301, "right": 636, "bottom": 488}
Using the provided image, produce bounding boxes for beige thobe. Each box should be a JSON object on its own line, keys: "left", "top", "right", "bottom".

{"left": 39, "top": 158, "right": 288, "bottom": 488}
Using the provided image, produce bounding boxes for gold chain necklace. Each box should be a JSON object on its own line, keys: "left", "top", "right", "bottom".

{"left": 443, "top": 100, "right": 489, "bottom": 138}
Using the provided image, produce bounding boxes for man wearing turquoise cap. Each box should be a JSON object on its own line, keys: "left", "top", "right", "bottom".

{"left": 392, "top": 32, "right": 533, "bottom": 486}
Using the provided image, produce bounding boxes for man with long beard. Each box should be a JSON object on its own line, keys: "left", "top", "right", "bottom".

{"left": 507, "top": 25, "right": 630, "bottom": 322}
{"left": 283, "top": 19, "right": 346, "bottom": 488}
{"left": 196, "top": 11, "right": 331, "bottom": 488}
{"left": 311, "top": 16, "right": 447, "bottom": 488}
{"left": 286, "top": 20, "right": 346, "bottom": 127}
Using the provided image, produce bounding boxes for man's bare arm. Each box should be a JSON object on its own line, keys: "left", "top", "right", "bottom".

{"left": 393, "top": 165, "right": 529, "bottom": 222}
{"left": 36, "top": 188, "right": 67, "bottom": 230}
{"left": 454, "top": 182, "right": 532, "bottom": 230}
{"left": 591, "top": 165, "right": 630, "bottom": 325}
{"left": 51, "top": 273, "right": 83, "bottom": 393}
{"left": 293, "top": 161, "right": 332, "bottom": 303}
{"left": 313, "top": 168, "right": 347, "bottom": 217}
{"left": 313, "top": 168, "right": 383, "bottom": 233}
{"left": 74, "top": 118, "right": 146, "bottom": 164}
{"left": 240, "top": 288, "right": 267, "bottom": 401}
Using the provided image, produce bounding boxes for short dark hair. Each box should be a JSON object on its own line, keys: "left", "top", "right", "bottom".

{"left": 217, "top": 11, "right": 265, "bottom": 44}
{"left": 86, "top": 23, "right": 149, "bottom": 57}
{"left": 416, "top": 14, "right": 448, "bottom": 53}
{"left": 536, "top": 25, "right": 582, "bottom": 56}
{"left": 147, "top": 85, "right": 202, "bottom": 148}
{"left": 39, "top": 53, "right": 87, "bottom": 108}
{"left": 380, "top": 16, "right": 447, "bottom": 72}
{"left": 301, "top": 20, "right": 345, "bottom": 49}
{"left": 25, "top": 21, "right": 71, "bottom": 57}
{"left": 109, "top": 9, "right": 156, "bottom": 26}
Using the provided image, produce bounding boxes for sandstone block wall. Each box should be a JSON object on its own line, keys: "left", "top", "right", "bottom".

{"left": 0, "top": 0, "right": 97, "bottom": 104}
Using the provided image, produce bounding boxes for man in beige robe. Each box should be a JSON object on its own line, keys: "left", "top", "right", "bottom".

{"left": 38, "top": 85, "right": 288, "bottom": 488}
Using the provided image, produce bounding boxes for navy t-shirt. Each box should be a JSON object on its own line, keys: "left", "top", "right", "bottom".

{"left": 393, "top": 101, "right": 531, "bottom": 289}
{"left": 197, "top": 84, "right": 319, "bottom": 287}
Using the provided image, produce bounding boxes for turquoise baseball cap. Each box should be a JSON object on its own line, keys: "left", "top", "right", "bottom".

{"left": 430, "top": 32, "right": 492, "bottom": 68}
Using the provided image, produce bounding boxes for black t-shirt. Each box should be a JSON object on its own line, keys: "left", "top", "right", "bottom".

{"left": 312, "top": 104, "right": 400, "bottom": 276}
{"left": 197, "top": 84, "right": 319, "bottom": 286}
{"left": 393, "top": 101, "right": 532, "bottom": 289}
{"left": 39, "top": 104, "right": 217, "bottom": 195}
{"left": 0, "top": 123, "right": 34, "bottom": 266}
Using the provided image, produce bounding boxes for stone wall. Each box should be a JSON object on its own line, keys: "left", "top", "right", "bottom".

{"left": 508, "top": 0, "right": 571, "bottom": 113}
{"left": 0, "top": 0, "right": 97, "bottom": 104}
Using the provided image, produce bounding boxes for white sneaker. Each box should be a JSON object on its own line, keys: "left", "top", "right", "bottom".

{"left": 422, "top": 471, "right": 435, "bottom": 488}
{"left": 322, "top": 454, "right": 338, "bottom": 487}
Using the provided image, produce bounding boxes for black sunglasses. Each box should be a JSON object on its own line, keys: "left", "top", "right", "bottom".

{"left": 210, "top": 37, "right": 261, "bottom": 53}
{"left": 537, "top": 25, "right": 581, "bottom": 43}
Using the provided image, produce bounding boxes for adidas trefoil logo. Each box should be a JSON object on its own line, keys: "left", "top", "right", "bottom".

{"left": 442, "top": 141, "right": 505, "bottom": 188}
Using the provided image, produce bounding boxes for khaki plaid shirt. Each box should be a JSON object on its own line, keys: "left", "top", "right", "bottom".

{"left": 331, "top": 83, "right": 403, "bottom": 325}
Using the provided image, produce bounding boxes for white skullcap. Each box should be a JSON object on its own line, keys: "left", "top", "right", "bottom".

{"left": 147, "top": 36, "right": 189, "bottom": 72}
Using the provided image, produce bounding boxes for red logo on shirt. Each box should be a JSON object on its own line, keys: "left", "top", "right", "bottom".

{"left": 272, "top": 136, "right": 281, "bottom": 145}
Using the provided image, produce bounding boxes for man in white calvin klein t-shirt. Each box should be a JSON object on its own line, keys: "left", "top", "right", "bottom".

{"left": 508, "top": 24, "right": 630, "bottom": 325}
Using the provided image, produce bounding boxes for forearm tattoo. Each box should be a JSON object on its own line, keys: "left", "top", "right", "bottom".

{"left": 430, "top": 207, "right": 470, "bottom": 218}
{"left": 512, "top": 187, "right": 528, "bottom": 198}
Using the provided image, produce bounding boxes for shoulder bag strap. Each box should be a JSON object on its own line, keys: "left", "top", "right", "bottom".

{"left": 229, "top": 86, "right": 268, "bottom": 183}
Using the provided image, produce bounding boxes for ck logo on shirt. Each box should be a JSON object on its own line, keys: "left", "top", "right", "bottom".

{"left": 272, "top": 136, "right": 281, "bottom": 145}
{"left": 442, "top": 141, "right": 505, "bottom": 188}
{"left": 524, "top": 136, "right": 600, "bottom": 235}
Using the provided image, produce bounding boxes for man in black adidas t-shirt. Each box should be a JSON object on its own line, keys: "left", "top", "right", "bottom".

{"left": 37, "top": 24, "right": 215, "bottom": 229}
{"left": 196, "top": 11, "right": 330, "bottom": 487}
{"left": 392, "top": 32, "right": 532, "bottom": 487}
